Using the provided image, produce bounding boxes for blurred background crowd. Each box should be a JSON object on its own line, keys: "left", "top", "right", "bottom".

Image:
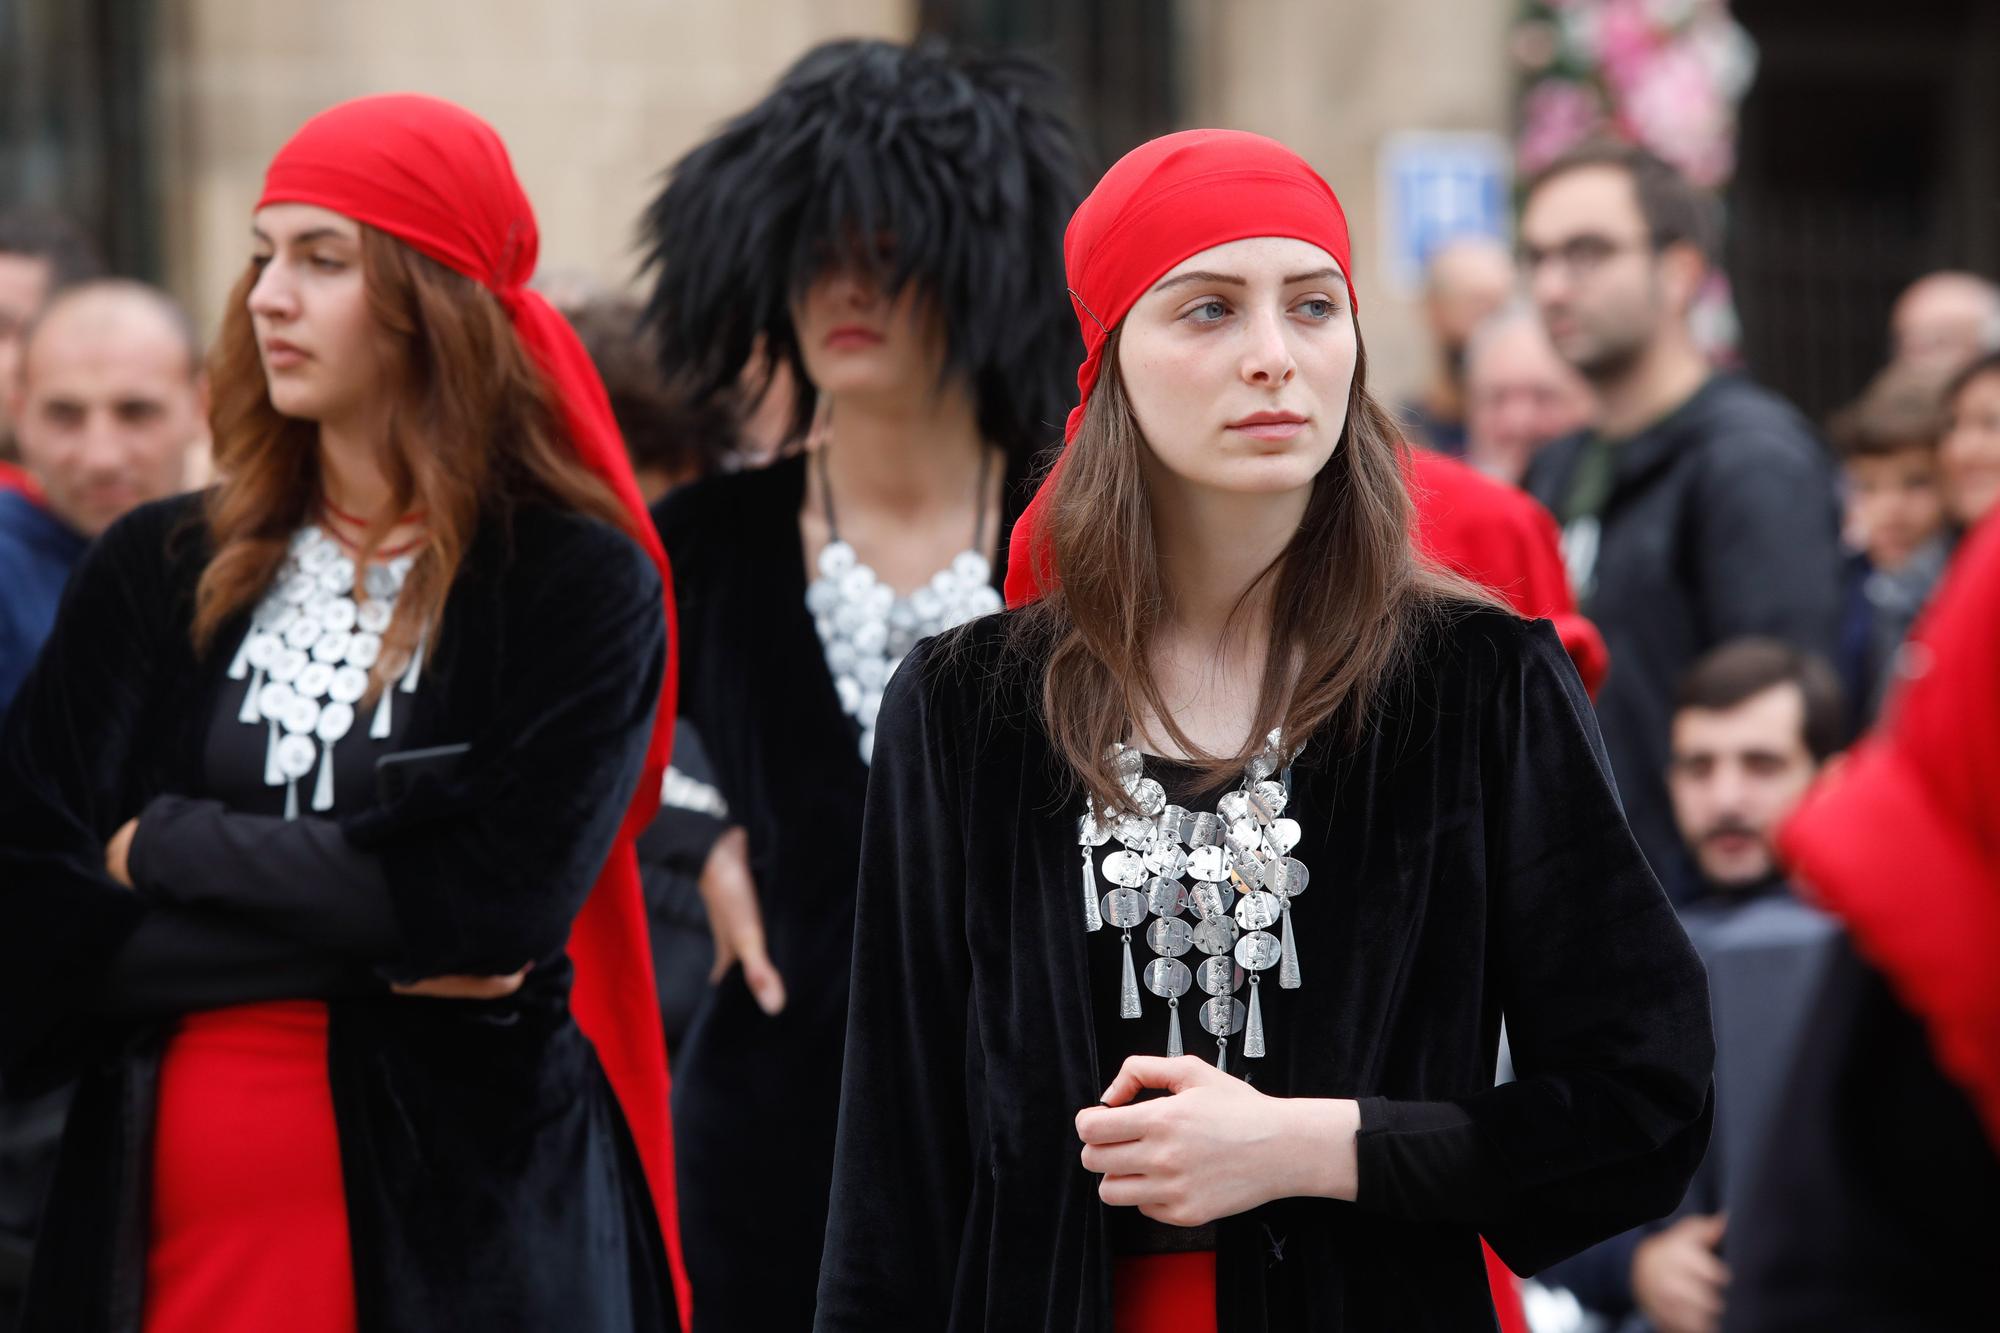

{"left": 1, "top": 2, "right": 1996, "bottom": 1331}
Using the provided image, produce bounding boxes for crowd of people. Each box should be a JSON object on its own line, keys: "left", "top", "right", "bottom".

{"left": 0, "top": 34, "right": 1994, "bottom": 1333}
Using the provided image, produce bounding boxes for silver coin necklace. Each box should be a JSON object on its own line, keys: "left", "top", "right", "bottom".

{"left": 806, "top": 442, "right": 1003, "bottom": 763}
{"left": 1079, "top": 730, "right": 1307, "bottom": 1073}
{"left": 223, "top": 520, "right": 426, "bottom": 819}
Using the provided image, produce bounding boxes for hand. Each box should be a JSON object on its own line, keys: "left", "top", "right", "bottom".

{"left": 1632, "top": 1213, "right": 1729, "bottom": 1333}
{"left": 700, "top": 826, "right": 785, "bottom": 1015}
{"left": 390, "top": 965, "right": 531, "bottom": 1000}
{"left": 105, "top": 817, "right": 140, "bottom": 888}
{"left": 1073, "top": 1055, "right": 1360, "bottom": 1228}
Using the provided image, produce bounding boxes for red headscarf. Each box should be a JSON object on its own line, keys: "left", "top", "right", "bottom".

{"left": 1004, "top": 129, "right": 1355, "bottom": 607}
{"left": 259, "top": 94, "right": 689, "bottom": 1320}
{"left": 1779, "top": 516, "right": 2000, "bottom": 1150}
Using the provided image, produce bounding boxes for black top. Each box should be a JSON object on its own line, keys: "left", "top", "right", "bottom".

{"left": 0, "top": 494, "right": 677, "bottom": 1332}
{"left": 815, "top": 605, "right": 1715, "bottom": 1333}
{"left": 651, "top": 450, "right": 1029, "bottom": 1332}
{"left": 1523, "top": 374, "right": 1842, "bottom": 900}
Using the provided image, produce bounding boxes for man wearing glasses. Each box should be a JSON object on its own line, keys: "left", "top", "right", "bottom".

{"left": 1519, "top": 142, "right": 1840, "bottom": 905}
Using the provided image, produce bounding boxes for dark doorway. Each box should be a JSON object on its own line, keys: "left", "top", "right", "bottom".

{"left": 915, "top": 0, "right": 1182, "bottom": 179}
{"left": 1730, "top": 0, "right": 2000, "bottom": 422}
{"left": 0, "top": 0, "right": 162, "bottom": 280}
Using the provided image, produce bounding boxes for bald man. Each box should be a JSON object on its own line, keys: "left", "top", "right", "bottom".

{"left": 1463, "top": 303, "right": 1594, "bottom": 485}
{"left": 1403, "top": 234, "right": 1517, "bottom": 455}
{"left": 0, "top": 279, "right": 204, "bottom": 1326}
{"left": 0, "top": 279, "right": 206, "bottom": 714}
{"left": 1890, "top": 271, "right": 2000, "bottom": 380}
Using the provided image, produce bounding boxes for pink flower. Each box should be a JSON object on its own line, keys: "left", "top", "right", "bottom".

{"left": 1625, "top": 43, "right": 1731, "bottom": 185}
{"left": 1518, "top": 79, "right": 1606, "bottom": 175}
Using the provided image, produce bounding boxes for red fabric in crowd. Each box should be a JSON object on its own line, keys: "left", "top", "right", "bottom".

{"left": 145, "top": 1005, "right": 355, "bottom": 1333}
{"left": 1406, "top": 449, "right": 1608, "bottom": 696}
{"left": 1112, "top": 1252, "right": 1218, "bottom": 1333}
{"left": 1482, "top": 1239, "right": 1531, "bottom": 1333}
{"left": 1004, "top": 129, "right": 1354, "bottom": 608}
{"left": 0, "top": 460, "right": 41, "bottom": 502}
{"left": 1779, "top": 515, "right": 2000, "bottom": 1151}
{"left": 249, "top": 94, "right": 690, "bottom": 1320}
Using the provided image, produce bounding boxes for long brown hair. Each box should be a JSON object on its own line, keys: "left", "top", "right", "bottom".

{"left": 195, "top": 226, "right": 633, "bottom": 683}
{"left": 1019, "top": 325, "right": 1474, "bottom": 814}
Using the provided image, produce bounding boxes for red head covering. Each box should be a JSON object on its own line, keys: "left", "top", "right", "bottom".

{"left": 1779, "top": 516, "right": 2000, "bottom": 1150}
{"left": 258, "top": 95, "right": 689, "bottom": 1319}
{"left": 1004, "top": 129, "right": 1355, "bottom": 606}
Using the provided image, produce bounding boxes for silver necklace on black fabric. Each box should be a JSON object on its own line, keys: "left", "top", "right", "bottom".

{"left": 1079, "top": 731, "right": 1307, "bottom": 1073}
{"left": 805, "top": 441, "right": 1003, "bottom": 763}
{"left": 224, "top": 523, "right": 426, "bottom": 819}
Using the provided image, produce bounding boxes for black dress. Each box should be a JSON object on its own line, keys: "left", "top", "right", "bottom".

{"left": 0, "top": 494, "right": 678, "bottom": 1332}
{"left": 651, "top": 451, "right": 1027, "bottom": 1331}
{"left": 814, "top": 605, "right": 1716, "bottom": 1332}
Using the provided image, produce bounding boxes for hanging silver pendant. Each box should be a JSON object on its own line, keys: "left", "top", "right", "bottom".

{"left": 1080, "top": 845, "right": 1103, "bottom": 932}
{"left": 1279, "top": 905, "right": 1301, "bottom": 989}
{"left": 1118, "top": 930, "right": 1142, "bottom": 1019}
{"left": 1245, "top": 974, "right": 1266, "bottom": 1058}
{"left": 1167, "top": 996, "right": 1184, "bottom": 1057}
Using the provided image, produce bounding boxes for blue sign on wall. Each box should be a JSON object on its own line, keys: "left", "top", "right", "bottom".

{"left": 1377, "top": 131, "right": 1512, "bottom": 296}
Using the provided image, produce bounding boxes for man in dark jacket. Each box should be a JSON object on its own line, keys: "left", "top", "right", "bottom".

{"left": 1547, "top": 640, "right": 1842, "bottom": 1332}
{"left": 1520, "top": 142, "right": 1841, "bottom": 898}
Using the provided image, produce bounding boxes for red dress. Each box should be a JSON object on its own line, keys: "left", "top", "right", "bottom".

{"left": 144, "top": 1001, "right": 356, "bottom": 1333}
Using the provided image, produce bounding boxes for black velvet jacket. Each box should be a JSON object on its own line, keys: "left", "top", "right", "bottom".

{"left": 0, "top": 493, "right": 676, "bottom": 1332}
{"left": 815, "top": 606, "right": 1715, "bottom": 1332}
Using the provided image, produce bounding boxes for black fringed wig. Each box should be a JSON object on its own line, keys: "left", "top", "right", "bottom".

{"left": 639, "top": 38, "right": 1084, "bottom": 464}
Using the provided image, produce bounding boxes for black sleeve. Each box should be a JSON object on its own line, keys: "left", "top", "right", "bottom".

{"left": 814, "top": 640, "right": 973, "bottom": 1332}
{"left": 127, "top": 795, "right": 404, "bottom": 961}
{"left": 337, "top": 525, "right": 668, "bottom": 979}
{"left": 91, "top": 906, "right": 384, "bottom": 1019}
{"left": 0, "top": 506, "right": 169, "bottom": 1083}
{"left": 1352, "top": 620, "right": 1715, "bottom": 1275}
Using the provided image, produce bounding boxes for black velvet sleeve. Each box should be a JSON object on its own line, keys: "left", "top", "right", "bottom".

{"left": 1352, "top": 619, "right": 1715, "bottom": 1275}
{"left": 814, "top": 638, "right": 973, "bottom": 1331}
{"left": 90, "top": 906, "right": 384, "bottom": 1019}
{"left": 338, "top": 521, "right": 668, "bottom": 979}
{"left": 0, "top": 506, "right": 169, "bottom": 1082}
{"left": 126, "top": 795, "right": 404, "bottom": 961}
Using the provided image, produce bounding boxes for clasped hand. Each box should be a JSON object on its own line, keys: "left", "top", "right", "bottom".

{"left": 1075, "top": 1055, "right": 1360, "bottom": 1228}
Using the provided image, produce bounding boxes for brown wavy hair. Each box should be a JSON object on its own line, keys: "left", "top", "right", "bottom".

{"left": 195, "top": 226, "right": 632, "bottom": 686}
{"left": 1018, "top": 325, "right": 1476, "bottom": 814}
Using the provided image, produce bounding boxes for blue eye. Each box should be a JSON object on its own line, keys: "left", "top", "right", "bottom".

{"left": 1297, "top": 298, "right": 1337, "bottom": 320}
{"left": 1186, "top": 299, "right": 1228, "bottom": 323}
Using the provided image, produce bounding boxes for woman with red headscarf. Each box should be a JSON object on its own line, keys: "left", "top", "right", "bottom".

{"left": 0, "top": 95, "right": 687, "bottom": 1330}
{"left": 814, "top": 130, "right": 1712, "bottom": 1332}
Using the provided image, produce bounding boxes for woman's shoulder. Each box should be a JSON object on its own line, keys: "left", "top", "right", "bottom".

{"left": 82, "top": 490, "right": 211, "bottom": 593}
{"left": 649, "top": 454, "right": 805, "bottom": 556}
{"left": 894, "top": 610, "right": 1041, "bottom": 722}
{"left": 490, "top": 503, "right": 662, "bottom": 611}
{"left": 1405, "top": 594, "right": 1575, "bottom": 695}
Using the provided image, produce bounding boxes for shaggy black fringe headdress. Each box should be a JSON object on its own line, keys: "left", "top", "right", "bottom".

{"left": 639, "top": 38, "right": 1084, "bottom": 461}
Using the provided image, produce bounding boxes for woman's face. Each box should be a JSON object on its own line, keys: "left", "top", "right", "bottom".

{"left": 247, "top": 204, "right": 383, "bottom": 426}
{"left": 790, "top": 259, "right": 946, "bottom": 406}
{"left": 1941, "top": 368, "right": 2000, "bottom": 528}
{"left": 1116, "top": 236, "right": 1356, "bottom": 500}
